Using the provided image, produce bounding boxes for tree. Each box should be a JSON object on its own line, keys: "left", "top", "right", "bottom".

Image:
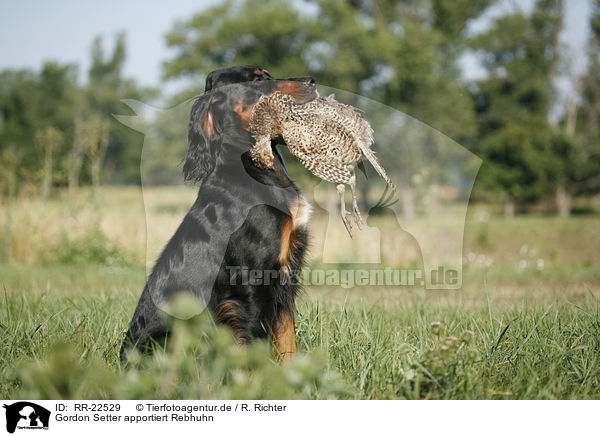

{"left": 308, "top": 0, "right": 488, "bottom": 216}
{"left": 83, "top": 116, "right": 110, "bottom": 203}
{"left": 163, "top": 0, "right": 491, "bottom": 217}
{"left": 0, "top": 145, "right": 23, "bottom": 262}
{"left": 548, "top": 0, "right": 600, "bottom": 216}
{"left": 35, "top": 126, "right": 63, "bottom": 201}
{"left": 0, "top": 34, "right": 152, "bottom": 191}
{"left": 0, "top": 63, "right": 77, "bottom": 190}
{"left": 38, "top": 63, "right": 79, "bottom": 191}
{"left": 579, "top": 0, "right": 600, "bottom": 137}
{"left": 469, "top": 0, "right": 563, "bottom": 216}
{"left": 0, "top": 70, "right": 39, "bottom": 183}
{"left": 163, "top": 0, "right": 314, "bottom": 90}
{"left": 86, "top": 33, "right": 155, "bottom": 183}
{"left": 523, "top": 0, "right": 600, "bottom": 217}
{"left": 66, "top": 116, "right": 86, "bottom": 192}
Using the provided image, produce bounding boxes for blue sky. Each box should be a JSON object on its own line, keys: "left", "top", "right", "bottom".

{"left": 0, "top": 0, "right": 593, "bottom": 96}
{"left": 0, "top": 0, "right": 218, "bottom": 93}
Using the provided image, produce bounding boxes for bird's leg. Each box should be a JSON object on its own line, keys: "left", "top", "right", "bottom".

{"left": 349, "top": 174, "right": 363, "bottom": 230}
{"left": 336, "top": 183, "right": 353, "bottom": 238}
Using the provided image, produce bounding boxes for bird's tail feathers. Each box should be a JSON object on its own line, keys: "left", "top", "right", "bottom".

{"left": 358, "top": 142, "right": 396, "bottom": 191}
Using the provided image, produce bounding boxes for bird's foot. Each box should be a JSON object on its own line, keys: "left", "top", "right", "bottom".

{"left": 337, "top": 183, "right": 354, "bottom": 238}
{"left": 352, "top": 200, "right": 363, "bottom": 230}
{"left": 341, "top": 209, "right": 353, "bottom": 238}
{"left": 250, "top": 141, "right": 275, "bottom": 169}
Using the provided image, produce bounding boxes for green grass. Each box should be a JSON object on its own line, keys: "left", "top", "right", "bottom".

{"left": 299, "top": 297, "right": 600, "bottom": 399}
{"left": 1, "top": 188, "right": 599, "bottom": 399}
{"left": 1, "top": 263, "right": 599, "bottom": 399}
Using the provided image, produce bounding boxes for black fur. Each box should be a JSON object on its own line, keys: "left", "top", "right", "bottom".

{"left": 120, "top": 66, "right": 316, "bottom": 359}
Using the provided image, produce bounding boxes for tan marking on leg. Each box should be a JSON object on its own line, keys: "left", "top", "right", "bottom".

{"left": 278, "top": 216, "right": 294, "bottom": 281}
{"left": 278, "top": 196, "right": 312, "bottom": 281}
{"left": 289, "top": 195, "right": 312, "bottom": 230}
{"left": 272, "top": 311, "right": 297, "bottom": 363}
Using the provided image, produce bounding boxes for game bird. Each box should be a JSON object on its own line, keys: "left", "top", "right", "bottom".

{"left": 249, "top": 91, "right": 396, "bottom": 236}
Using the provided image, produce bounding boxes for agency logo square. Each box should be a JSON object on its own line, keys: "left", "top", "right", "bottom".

{"left": 2, "top": 402, "right": 50, "bottom": 433}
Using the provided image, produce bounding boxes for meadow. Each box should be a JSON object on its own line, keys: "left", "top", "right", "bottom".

{"left": 1, "top": 187, "right": 599, "bottom": 399}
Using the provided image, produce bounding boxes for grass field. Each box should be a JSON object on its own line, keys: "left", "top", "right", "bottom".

{"left": 1, "top": 187, "right": 599, "bottom": 399}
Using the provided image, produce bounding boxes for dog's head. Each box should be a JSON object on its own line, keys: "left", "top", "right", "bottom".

{"left": 184, "top": 66, "right": 318, "bottom": 182}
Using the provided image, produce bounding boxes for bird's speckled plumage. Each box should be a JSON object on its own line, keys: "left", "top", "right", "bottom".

{"left": 249, "top": 91, "right": 395, "bottom": 236}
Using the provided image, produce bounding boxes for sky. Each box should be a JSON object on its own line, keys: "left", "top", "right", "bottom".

{"left": 0, "top": 0, "right": 219, "bottom": 94}
{"left": 0, "top": 0, "right": 593, "bottom": 99}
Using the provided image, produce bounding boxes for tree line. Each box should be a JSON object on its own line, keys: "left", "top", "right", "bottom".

{"left": 1, "top": 0, "right": 599, "bottom": 216}
{"left": 0, "top": 33, "right": 152, "bottom": 201}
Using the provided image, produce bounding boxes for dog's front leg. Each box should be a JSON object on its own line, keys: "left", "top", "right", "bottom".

{"left": 272, "top": 311, "right": 297, "bottom": 363}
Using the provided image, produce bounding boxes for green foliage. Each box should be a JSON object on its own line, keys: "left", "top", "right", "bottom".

{"left": 41, "top": 230, "right": 134, "bottom": 266}
{"left": 406, "top": 322, "right": 479, "bottom": 396}
{"left": 0, "top": 64, "right": 76, "bottom": 188}
{"left": 476, "top": 118, "right": 554, "bottom": 201}
{"left": 135, "top": 101, "right": 191, "bottom": 185}
{"left": 1, "top": 216, "right": 600, "bottom": 402}
{"left": 162, "top": 0, "right": 486, "bottom": 217}
{"left": 85, "top": 34, "right": 156, "bottom": 183}
{"left": 431, "top": 0, "right": 492, "bottom": 43}
{"left": 163, "top": 0, "right": 481, "bottom": 142}
{"left": 0, "top": 35, "right": 154, "bottom": 191}
{"left": 35, "top": 126, "right": 64, "bottom": 201}
{"left": 299, "top": 298, "right": 600, "bottom": 399}
{"left": 11, "top": 307, "right": 346, "bottom": 400}
{"left": 118, "top": 310, "right": 346, "bottom": 400}
{"left": 566, "top": 0, "right": 600, "bottom": 199}
{"left": 470, "top": 0, "right": 564, "bottom": 204}
{"left": 14, "top": 341, "right": 118, "bottom": 400}
{"left": 163, "top": 0, "right": 314, "bottom": 84}
{"left": 2, "top": 0, "right": 600, "bottom": 210}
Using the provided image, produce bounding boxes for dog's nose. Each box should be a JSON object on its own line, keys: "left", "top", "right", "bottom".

{"left": 301, "top": 76, "right": 317, "bottom": 86}
{"left": 289, "top": 76, "right": 317, "bottom": 87}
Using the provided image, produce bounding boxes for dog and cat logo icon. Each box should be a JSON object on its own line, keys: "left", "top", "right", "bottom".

{"left": 2, "top": 402, "right": 50, "bottom": 433}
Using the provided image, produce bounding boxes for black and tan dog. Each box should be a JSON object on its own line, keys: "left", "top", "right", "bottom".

{"left": 120, "top": 66, "right": 317, "bottom": 362}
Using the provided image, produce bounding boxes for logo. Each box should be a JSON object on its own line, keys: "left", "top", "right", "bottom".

{"left": 2, "top": 402, "right": 50, "bottom": 433}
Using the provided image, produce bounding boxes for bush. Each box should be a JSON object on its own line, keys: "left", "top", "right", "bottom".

{"left": 41, "top": 230, "right": 134, "bottom": 266}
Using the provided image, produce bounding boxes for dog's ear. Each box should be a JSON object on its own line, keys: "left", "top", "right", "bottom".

{"left": 184, "top": 93, "right": 222, "bottom": 182}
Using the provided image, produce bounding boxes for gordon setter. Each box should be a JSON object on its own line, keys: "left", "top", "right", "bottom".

{"left": 120, "top": 66, "right": 317, "bottom": 362}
